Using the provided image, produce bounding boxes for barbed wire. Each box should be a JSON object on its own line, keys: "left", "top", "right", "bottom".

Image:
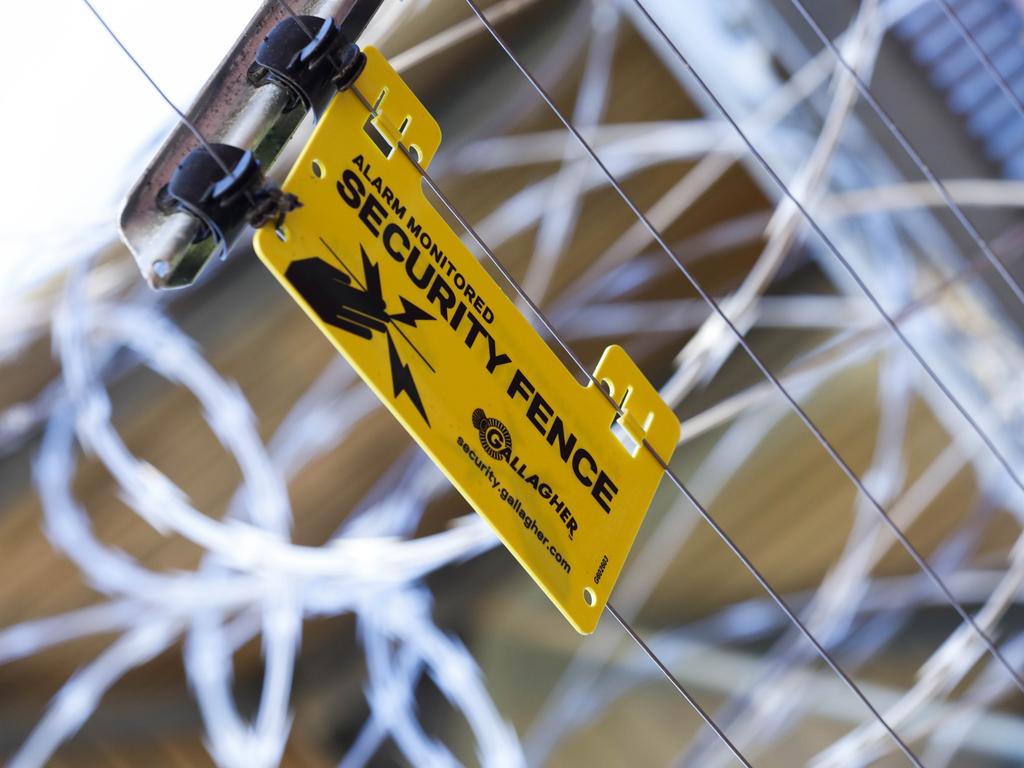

{"left": 2, "top": 0, "right": 1024, "bottom": 765}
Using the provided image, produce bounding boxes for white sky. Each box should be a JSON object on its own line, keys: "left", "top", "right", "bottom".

{"left": 0, "top": 0, "right": 257, "bottom": 295}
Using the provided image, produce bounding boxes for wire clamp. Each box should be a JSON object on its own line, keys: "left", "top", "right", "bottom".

{"left": 160, "top": 145, "right": 300, "bottom": 261}
{"left": 249, "top": 14, "right": 365, "bottom": 122}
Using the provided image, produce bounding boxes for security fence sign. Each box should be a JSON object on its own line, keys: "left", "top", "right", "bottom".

{"left": 254, "top": 47, "right": 679, "bottom": 633}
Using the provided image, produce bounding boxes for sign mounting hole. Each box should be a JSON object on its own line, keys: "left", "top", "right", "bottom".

{"left": 583, "top": 587, "right": 596, "bottom": 607}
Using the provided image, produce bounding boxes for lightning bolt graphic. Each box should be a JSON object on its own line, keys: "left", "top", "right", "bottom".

{"left": 386, "top": 331, "right": 429, "bottom": 425}
{"left": 390, "top": 296, "right": 433, "bottom": 327}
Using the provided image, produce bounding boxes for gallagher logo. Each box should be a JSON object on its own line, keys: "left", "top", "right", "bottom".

{"left": 470, "top": 407, "right": 580, "bottom": 540}
{"left": 473, "top": 408, "right": 512, "bottom": 461}
{"left": 285, "top": 245, "right": 434, "bottom": 424}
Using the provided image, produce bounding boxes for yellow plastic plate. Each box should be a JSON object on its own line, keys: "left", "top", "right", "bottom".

{"left": 254, "top": 47, "right": 679, "bottom": 633}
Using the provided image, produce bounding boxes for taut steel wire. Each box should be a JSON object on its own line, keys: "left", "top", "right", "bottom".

{"left": 8, "top": 3, "right": 1024, "bottom": 765}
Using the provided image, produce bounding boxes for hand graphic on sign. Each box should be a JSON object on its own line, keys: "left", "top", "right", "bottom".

{"left": 285, "top": 247, "right": 434, "bottom": 423}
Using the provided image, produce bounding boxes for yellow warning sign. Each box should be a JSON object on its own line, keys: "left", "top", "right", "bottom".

{"left": 254, "top": 47, "right": 679, "bottom": 633}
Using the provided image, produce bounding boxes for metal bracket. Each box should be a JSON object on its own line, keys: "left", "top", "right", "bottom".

{"left": 118, "top": 0, "right": 380, "bottom": 290}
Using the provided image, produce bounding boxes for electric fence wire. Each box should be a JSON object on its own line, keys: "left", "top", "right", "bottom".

{"left": 87, "top": 0, "right": 1023, "bottom": 763}
{"left": 934, "top": 0, "right": 1024, "bottom": 122}
{"left": 80, "top": 0, "right": 909, "bottom": 763}
{"left": 465, "top": 0, "right": 1024, "bottom": 704}
{"left": 785, "top": 0, "right": 1024, "bottom": 539}
{"left": 10, "top": 0, "right": 1024, "bottom": 765}
{"left": 280, "top": 1, "right": 937, "bottom": 763}
{"left": 449, "top": 0, "right": 1022, "bottom": 759}
{"left": 630, "top": 0, "right": 1024, "bottom": 696}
